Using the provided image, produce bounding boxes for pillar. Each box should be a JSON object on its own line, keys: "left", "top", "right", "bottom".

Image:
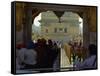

{"left": 82, "top": 11, "right": 90, "bottom": 58}
{"left": 83, "top": 11, "right": 90, "bottom": 49}
{"left": 23, "top": 7, "right": 32, "bottom": 44}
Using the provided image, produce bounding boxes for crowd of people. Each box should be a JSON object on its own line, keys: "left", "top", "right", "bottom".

{"left": 68, "top": 40, "right": 83, "bottom": 62}
{"left": 16, "top": 38, "right": 60, "bottom": 72}
{"left": 74, "top": 44, "right": 97, "bottom": 70}
{"left": 16, "top": 38, "right": 97, "bottom": 71}
{"left": 68, "top": 40, "right": 97, "bottom": 70}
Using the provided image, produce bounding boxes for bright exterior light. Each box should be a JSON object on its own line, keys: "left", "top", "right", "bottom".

{"left": 79, "top": 17, "right": 83, "bottom": 34}
{"left": 34, "top": 13, "right": 41, "bottom": 27}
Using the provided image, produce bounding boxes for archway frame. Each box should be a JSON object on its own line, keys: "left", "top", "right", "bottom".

{"left": 22, "top": 2, "right": 97, "bottom": 49}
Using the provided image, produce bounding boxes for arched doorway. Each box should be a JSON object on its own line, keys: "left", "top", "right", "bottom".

{"left": 15, "top": 2, "right": 97, "bottom": 72}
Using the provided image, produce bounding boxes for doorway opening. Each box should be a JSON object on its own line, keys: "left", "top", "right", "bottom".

{"left": 32, "top": 11, "right": 83, "bottom": 70}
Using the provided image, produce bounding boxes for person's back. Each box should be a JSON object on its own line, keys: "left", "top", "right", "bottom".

{"left": 36, "top": 38, "right": 48, "bottom": 68}
{"left": 17, "top": 47, "right": 27, "bottom": 69}
{"left": 75, "top": 55, "right": 96, "bottom": 70}
{"left": 24, "top": 49, "right": 37, "bottom": 65}
{"left": 19, "top": 41, "right": 37, "bottom": 69}
{"left": 74, "top": 44, "right": 97, "bottom": 70}
{"left": 47, "top": 42, "right": 59, "bottom": 69}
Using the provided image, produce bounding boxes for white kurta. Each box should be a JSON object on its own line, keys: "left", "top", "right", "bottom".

{"left": 17, "top": 48, "right": 37, "bottom": 65}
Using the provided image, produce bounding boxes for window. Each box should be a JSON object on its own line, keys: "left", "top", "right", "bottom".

{"left": 54, "top": 28, "right": 57, "bottom": 33}
{"left": 45, "top": 29, "right": 48, "bottom": 33}
{"left": 59, "top": 28, "right": 63, "bottom": 31}
{"left": 64, "top": 28, "right": 67, "bottom": 33}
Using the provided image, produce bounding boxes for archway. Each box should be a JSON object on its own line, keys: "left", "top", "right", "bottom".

{"left": 15, "top": 2, "right": 97, "bottom": 72}
{"left": 31, "top": 10, "right": 84, "bottom": 69}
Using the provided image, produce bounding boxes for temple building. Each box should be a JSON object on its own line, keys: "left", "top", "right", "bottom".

{"left": 40, "top": 11, "right": 82, "bottom": 43}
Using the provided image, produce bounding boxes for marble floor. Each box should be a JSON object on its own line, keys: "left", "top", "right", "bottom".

{"left": 60, "top": 48, "right": 73, "bottom": 70}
